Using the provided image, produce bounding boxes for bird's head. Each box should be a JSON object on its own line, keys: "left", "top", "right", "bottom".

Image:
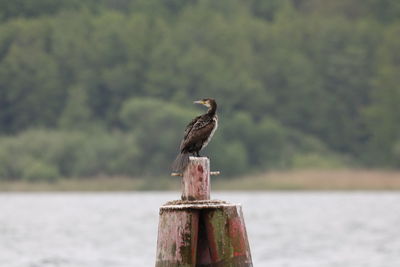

{"left": 193, "top": 98, "right": 216, "bottom": 109}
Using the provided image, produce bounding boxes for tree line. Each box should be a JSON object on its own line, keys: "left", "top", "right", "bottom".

{"left": 0, "top": 0, "right": 399, "bottom": 181}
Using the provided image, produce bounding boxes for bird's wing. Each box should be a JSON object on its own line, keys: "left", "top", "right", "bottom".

{"left": 191, "top": 116, "right": 212, "bottom": 131}
{"left": 180, "top": 118, "right": 215, "bottom": 151}
{"left": 182, "top": 115, "right": 201, "bottom": 141}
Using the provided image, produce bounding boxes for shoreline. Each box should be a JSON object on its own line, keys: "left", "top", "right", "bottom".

{"left": 1, "top": 170, "right": 400, "bottom": 192}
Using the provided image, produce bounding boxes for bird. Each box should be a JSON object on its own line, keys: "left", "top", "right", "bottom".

{"left": 172, "top": 98, "right": 218, "bottom": 173}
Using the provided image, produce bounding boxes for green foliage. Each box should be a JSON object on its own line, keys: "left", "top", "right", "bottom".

{"left": 0, "top": 130, "right": 140, "bottom": 180}
{"left": 58, "top": 85, "right": 93, "bottom": 129}
{"left": 363, "top": 24, "right": 400, "bottom": 165}
{"left": 291, "top": 153, "right": 347, "bottom": 169}
{"left": 210, "top": 141, "right": 249, "bottom": 176}
{"left": 120, "top": 97, "right": 197, "bottom": 174}
{"left": 22, "top": 160, "right": 59, "bottom": 182}
{"left": 0, "top": 1, "right": 399, "bottom": 180}
{"left": 0, "top": 0, "right": 81, "bottom": 21}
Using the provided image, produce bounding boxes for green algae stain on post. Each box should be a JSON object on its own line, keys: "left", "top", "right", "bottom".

{"left": 155, "top": 157, "right": 253, "bottom": 266}
{"left": 204, "top": 206, "right": 253, "bottom": 266}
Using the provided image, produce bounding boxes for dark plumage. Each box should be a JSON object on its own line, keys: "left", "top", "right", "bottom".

{"left": 172, "top": 98, "right": 218, "bottom": 172}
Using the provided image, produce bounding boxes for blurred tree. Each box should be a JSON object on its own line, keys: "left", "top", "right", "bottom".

{"left": 0, "top": 0, "right": 397, "bottom": 179}
{"left": 0, "top": 0, "right": 80, "bottom": 21}
{"left": 249, "top": 0, "right": 289, "bottom": 21}
{"left": 367, "top": 0, "right": 400, "bottom": 23}
{"left": 58, "top": 85, "right": 93, "bottom": 129}
{"left": 363, "top": 24, "right": 400, "bottom": 165}
{"left": 120, "top": 97, "right": 197, "bottom": 174}
{"left": 0, "top": 19, "right": 63, "bottom": 133}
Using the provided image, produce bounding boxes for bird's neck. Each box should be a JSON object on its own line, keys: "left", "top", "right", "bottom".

{"left": 207, "top": 103, "right": 217, "bottom": 116}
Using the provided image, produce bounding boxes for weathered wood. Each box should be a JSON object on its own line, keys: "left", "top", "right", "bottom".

{"left": 181, "top": 157, "right": 210, "bottom": 201}
{"left": 157, "top": 202, "right": 253, "bottom": 267}
{"left": 156, "top": 209, "right": 199, "bottom": 267}
{"left": 171, "top": 171, "right": 220, "bottom": 177}
{"left": 161, "top": 200, "right": 231, "bottom": 210}
{"left": 203, "top": 206, "right": 253, "bottom": 267}
{"left": 196, "top": 215, "right": 212, "bottom": 265}
{"left": 156, "top": 157, "right": 253, "bottom": 266}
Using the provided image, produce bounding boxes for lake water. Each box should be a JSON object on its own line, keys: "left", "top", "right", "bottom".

{"left": 0, "top": 192, "right": 399, "bottom": 267}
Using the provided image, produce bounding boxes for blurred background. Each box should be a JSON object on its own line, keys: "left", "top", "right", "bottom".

{"left": 1, "top": 0, "right": 400, "bottom": 190}
{"left": 1, "top": 1, "right": 400, "bottom": 266}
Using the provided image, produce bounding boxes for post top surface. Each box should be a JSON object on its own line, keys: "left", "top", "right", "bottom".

{"left": 188, "top": 156, "right": 209, "bottom": 162}
{"left": 160, "top": 199, "right": 242, "bottom": 211}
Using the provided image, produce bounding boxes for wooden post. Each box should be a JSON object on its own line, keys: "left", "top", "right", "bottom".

{"left": 156, "top": 210, "right": 199, "bottom": 266}
{"left": 182, "top": 157, "right": 210, "bottom": 201}
{"left": 156, "top": 157, "right": 253, "bottom": 267}
{"left": 203, "top": 206, "right": 252, "bottom": 266}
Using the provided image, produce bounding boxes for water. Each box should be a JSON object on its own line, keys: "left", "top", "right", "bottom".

{"left": 0, "top": 192, "right": 399, "bottom": 267}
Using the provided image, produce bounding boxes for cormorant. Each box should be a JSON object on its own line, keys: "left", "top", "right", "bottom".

{"left": 172, "top": 98, "right": 218, "bottom": 173}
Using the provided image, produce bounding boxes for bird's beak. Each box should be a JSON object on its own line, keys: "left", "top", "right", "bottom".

{"left": 193, "top": 100, "right": 204, "bottom": 105}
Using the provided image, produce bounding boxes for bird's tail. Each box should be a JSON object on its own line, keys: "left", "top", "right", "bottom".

{"left": 172, "top": 152, "right": 190, "bottom": 173}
